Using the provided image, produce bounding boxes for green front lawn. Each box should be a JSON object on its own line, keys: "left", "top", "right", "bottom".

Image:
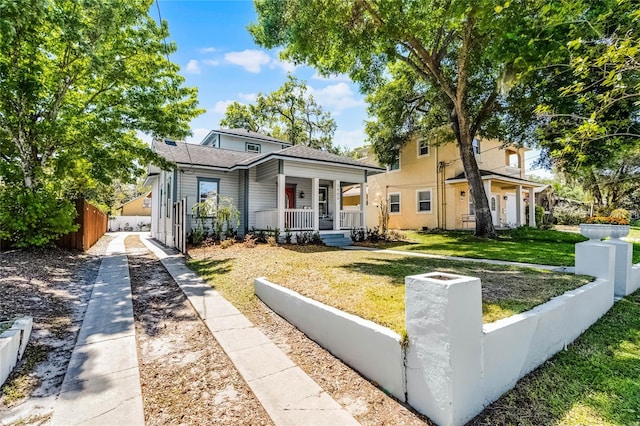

{"left": 363, "top": 227, "right": 640, "bottom": 266}
{"left": 187, "top": 244, "right": 591, "bottom": 334}
{"left": 471, "top": 289, "right": 640, "bottom": 426}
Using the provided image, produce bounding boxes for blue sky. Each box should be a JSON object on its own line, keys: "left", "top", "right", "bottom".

{"left": 155, "top": 0, "right": 548, "bottom": 177}
{"left": 156, "top": 0, "right": 368, "bottom": 150}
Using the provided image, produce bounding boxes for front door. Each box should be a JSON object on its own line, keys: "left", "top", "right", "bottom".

{"left": 490, "top": 195, "right": 498, "bottom": 225}
{"left": 285, "top": 186, "right": 295, "bottom": 209}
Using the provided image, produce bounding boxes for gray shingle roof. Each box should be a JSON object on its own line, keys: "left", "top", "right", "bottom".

{"left": 153, "top": 140, "right": 260, "bottom": 169}
{"left": 153, "top": 139, "right": 384, "bottom": 172}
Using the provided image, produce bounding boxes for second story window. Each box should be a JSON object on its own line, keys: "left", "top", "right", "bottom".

{"left": 472, "top": 139, "right": 480, "bottom": 155}
{"left": 388, "top": 154, "right": 400, "bottom": 171}
{"left": 246, "top": 142, "right": 261, "bottom": 153}
{"left": 418, "top": 139, "right": 430, "bottom": 157}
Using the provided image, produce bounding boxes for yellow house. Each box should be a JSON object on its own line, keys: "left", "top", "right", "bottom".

{"left": 117, "top": 193, "right": 152, "bottom": 216}
{"left": 363, "top": 137, "right": 542, "bottom": 230}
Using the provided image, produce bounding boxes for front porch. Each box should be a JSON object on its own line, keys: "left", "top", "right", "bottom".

{"left": 254, "top": 175, "right": 367, "bottom": 232}
{"left": 255, "top": 208, "right": 364, "bottom": 231}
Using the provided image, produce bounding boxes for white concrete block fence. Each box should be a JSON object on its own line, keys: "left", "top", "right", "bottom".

{"left": 255, "top": 236, "right": 640, "bottom": 426}
{"left": 0, "top": 316, "right": 33, "bottom": 386}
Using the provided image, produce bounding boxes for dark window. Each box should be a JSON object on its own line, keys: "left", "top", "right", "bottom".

{"left": 389, "top": 193, "right": 400, "bottom": 213}
{"left": 418, "top": 140, "right": 430, "bottom": 157}
{"left": 417, "top": 190, "right": 432, "bottom": 212}
{"left": 246, "top": 142, "right": 261, "bottom": 153}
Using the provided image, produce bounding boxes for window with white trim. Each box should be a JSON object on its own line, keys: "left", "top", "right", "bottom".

{"left": 417, "top": 189, "right": 432, "bottom": 213}
{"left": 472, "top": 138, "right": 481, "bottom": 155}
{"left": 417, "top": 139, "right": 430, "bottom": 157}
{"left": 389, "top": 193, "right": 401, "bottom": 213}
{"left": 246, "top": 142, "right": 261, "bottom": 153}
{"left": 198, "top": 178, "right": 219, "bottom": 204}
{"left": 388, "top": 154, "right": 400, "bottom": 171}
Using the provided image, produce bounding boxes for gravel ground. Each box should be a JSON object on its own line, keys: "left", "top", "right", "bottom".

{"left": 0, "top": 236, "right": 111, "bottom": 425}
{"left": 126, "top": 236, "right": 273, "bottom": 425}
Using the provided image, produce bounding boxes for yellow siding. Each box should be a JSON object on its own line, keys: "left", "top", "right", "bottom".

{"left": 119, "top": 195, "right": 151, "bottom": 216}
{"left": 366, "top": 136, "right": 531, "bottom": 230}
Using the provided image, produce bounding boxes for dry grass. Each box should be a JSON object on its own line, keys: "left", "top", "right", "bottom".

{"left": 188, "top": 244, "right": 592, "bottom": 334}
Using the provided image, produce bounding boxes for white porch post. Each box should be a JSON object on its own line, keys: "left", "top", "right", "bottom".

{"left": 277, "top": 174, "right": 285, "bottom": 231}
{"left": 312, "top": 178, "right": 319, "bottom": 231}
{"left": 515, "top": 185, "right": 523, "bottom": 226}
{"left": 333, "top": 179, "right": 341, "bottom": 231}
{"left": 483, "top": 179, "right": 492, "bottom": 225}
{"left": 360, "top": 182, "right": 367, "bottom": 229}
{"left": 528, "top": 187, "right": 536, "bottom": 227}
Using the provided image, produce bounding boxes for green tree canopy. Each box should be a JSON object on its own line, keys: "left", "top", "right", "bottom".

{"left": 220, "top": 75, "right": 337, "bottom": 151}
{"left": 250, "top": 0, "right": 557, "bottom": 238}
{"left": 0, "top": 0, "right": 202, "bottom": 247}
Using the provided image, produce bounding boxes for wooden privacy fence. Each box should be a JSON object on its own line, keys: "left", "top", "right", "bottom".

{"left": 56, "top": 200, "right": 108, "bottom": 251}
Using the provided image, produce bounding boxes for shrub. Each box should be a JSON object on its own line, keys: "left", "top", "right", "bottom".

{"left": 267, "top": 236, "right": 278, "bottom": 247}
{"left": 296, "top": 231, "right": 309, "bottom": 245}
{"left": 0, "top": 185, "right": 78, "bottom": 248}
{"left": 284, "top": 227, "right": 292, "bottom": 244}
{"left": 610, "top": 208, "right": 631, "bottom": 222}
{"left": 553, "top": 205, "right": 587, "bottom": 225}
{"left": 386, "top": 229, "right": 407, "bottom": 241}
{"left": 244, "top": 234, "right": 256, "bottom": 248}
{"left": 367, "top": 226, "right": 381, "bottom": 243}
{"left": 586, "top": 216, "right": 629, "bottom": 225}
{"left": 310, "top": 231, "right": 322, "bottom": 245}
{"left": 220, "top": 239, "right": 234, "bottom": 249}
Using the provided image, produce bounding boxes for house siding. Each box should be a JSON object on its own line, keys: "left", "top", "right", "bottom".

{"left": 219, "top": 134, "right": 284, "bottom": 153}
{"left": 284, "top": 162, "right": 365, "bottom": 183}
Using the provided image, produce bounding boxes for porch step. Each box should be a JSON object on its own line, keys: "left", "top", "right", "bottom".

{"left": 320, "top": 233, "right": 353, "bottom": 247}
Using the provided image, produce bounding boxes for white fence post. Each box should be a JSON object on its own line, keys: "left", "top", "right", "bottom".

{"left": 405, "top": 272, "right": 484, "bottom": 426}
{"left": 603, "top": 239, "right": 635, "bottom": 297}
{"left": 575, "top": 241, "right": 615, "bottom": 284}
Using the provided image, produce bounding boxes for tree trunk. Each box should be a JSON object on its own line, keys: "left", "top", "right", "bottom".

{"left": 456, "top": 127, "right": 496, "bottom": 239}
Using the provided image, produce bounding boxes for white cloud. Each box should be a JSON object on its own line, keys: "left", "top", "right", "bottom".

{"left": 184, "top": 128, "right": 211, "bottom": 145}
{"left": 308, "top": 83, "right": 364, "bottom": 111}
{"left": 200, "top": 47, "right": 218, "bottom": 53}
{"left": 333, "top": 129, "right": 367, "bottom": 150}
{"left": 212, "top": 100, "right": 236, "bottom": 114}
{"left": 311, "top": 72, "right": 351, "bottom": 82}
{"left": 224, "top": 49, "right": 271, "bottom": 73}
{"left": 202, "top": 59, "right": 219, "bottom": 66}
{"left": 271, "top": 59, "right": 298, "bottom": 73}
{"left": 238, "top": 92, "right": 257, "bottom": 103}
{"left": 185, "top": 59, "right": 201, "bottom": 74}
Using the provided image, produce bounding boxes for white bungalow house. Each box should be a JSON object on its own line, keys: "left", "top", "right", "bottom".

{"left": 145, "top": 128, "right": 384, "bottom": 249}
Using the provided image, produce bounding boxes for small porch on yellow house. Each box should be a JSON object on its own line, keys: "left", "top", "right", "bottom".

{"left": 446, "top": 170, "right": 544, "bottom": 229}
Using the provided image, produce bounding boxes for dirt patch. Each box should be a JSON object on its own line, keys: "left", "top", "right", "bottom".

{"left": 0, "top": 236, "right": 111, "bottom": 423}
{"left": 125, "top": 236, "right": 272, "bottom": 425}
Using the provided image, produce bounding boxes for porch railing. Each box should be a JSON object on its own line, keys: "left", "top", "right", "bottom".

{"left": 285, "top": 209, "right": 314, "bottom": 230}
{"left": 256, "top": 209, "right": 362, "bottom": 231}
{"left": 340, "top": 210, "right": 362, "bottom": 229}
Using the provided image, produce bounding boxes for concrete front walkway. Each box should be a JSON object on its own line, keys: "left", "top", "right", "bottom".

{"left": 141, "top": 236, "right": 360, "bottom": 426}
{"left": 50, "top": 234, "right": 144, "bottom": 426}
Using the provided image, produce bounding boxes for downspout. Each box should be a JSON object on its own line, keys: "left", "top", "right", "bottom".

{"left": 244, "top": 169, "right": 249, "bottom": 235}
{"left": 435, "top": 146, "right": 440, "bottom": 229}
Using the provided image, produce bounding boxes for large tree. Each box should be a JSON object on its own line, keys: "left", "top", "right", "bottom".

{"left": 220, "top": 75, "right": 337, "bottom": 151}
{"left": 532, "top": 1, "right": 639, "bottom": 188}
{"left": 0, "top": 0, "right": 202, "bottom": 246}
{"left": 250, "top": 0, "right": 552, "bottom": 238}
